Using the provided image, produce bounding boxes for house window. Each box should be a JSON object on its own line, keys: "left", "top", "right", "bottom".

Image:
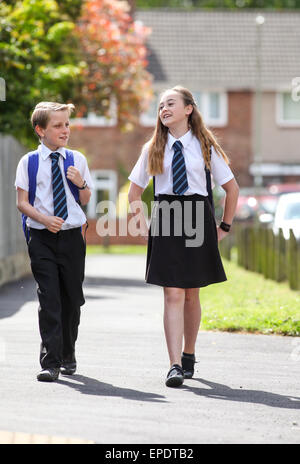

{"left": 209, "top": 93, "right": 220, "bottom": 119}
{"left": 277, "top": 92, "right": 300, "bottom": 126}
{"left": 140, "top": 91, "right": 227, "bottom": 127}
{"left": 193, "top": 91, "right": 227, "bottom": 127}
{"left": 87, "top": 170, "right": 118, "bottom": 218}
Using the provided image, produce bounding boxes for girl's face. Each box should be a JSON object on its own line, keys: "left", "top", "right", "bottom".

{"left": 158, "top": 90, "right": 193, "bottom": 129}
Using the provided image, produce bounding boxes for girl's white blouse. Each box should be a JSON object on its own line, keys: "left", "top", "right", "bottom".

{"left": 128, "top": 130, "right": 234, "bottom": 196}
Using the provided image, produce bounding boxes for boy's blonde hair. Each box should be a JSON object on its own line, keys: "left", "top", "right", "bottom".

{"left": 31, "top": 102, "right": 75, "bottom": 129}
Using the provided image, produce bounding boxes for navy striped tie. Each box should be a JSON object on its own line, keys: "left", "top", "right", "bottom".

{"left": 172, "top": 140, "right": 189, "bottom": 195}
{"left": 50, "top": 152, "right": 68, "bottom": 220}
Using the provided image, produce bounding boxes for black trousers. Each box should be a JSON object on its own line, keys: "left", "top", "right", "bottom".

{"left": 28, "top": 227, "right": 86, "bottom": 369}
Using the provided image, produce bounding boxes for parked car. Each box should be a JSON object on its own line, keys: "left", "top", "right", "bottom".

{"left": 260, "top": 184, "right": 300, "bottom": 225}
{"left": 231, "top": 187, "right": 276, "bottom": 223}
{"left": 232, "top": 184, "right": 300, "bottom": 225}
{"left": 273, "top": 192, "right": 300, "bottom": 240}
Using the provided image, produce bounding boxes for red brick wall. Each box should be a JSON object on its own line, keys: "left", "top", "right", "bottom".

{"left": 210, "top": 91, "right": 253, "bottom": 188}
{"left": 70, "top": 124, "right": 154, "bottom": 190}
{"left": 70, "top": 91, "right": 253, "bottom": 244}
{"left": 86, "top": 217, "right": 147, "bottom": 246}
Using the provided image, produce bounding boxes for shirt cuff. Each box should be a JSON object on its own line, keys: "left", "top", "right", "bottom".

{"left": 128, "top": 175, "right": 148, "bottom": 189}
{"left": 218, "top": 173, "right": 234, "bottom": 186}
{"left": 15, "top": 182, "right": 29, "bottom": 192}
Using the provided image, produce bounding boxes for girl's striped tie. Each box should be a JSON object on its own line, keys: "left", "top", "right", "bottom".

{"left": 172, "top": 140, "right": 189, "bottom": 195}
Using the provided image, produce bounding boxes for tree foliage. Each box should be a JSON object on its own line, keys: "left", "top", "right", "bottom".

{"left": 0, "top": 0, "right": 153, "bottom": 147}
{"left": 0, "top": 0, "right": 84, "bottom": 146}
{"left": 75, "top": 0, "right": 153, "bottom": 130}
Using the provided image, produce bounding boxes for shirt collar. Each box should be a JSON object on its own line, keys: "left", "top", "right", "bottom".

{"left": 167, "top": 129, "right": 193, "bottom": 151}
{"left": 39, "top": 142, "right": 66, "bottom": 160}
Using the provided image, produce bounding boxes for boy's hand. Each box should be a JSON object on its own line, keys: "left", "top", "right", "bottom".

{"left": 43, "top": 216, "right": 65, "bottom": 233}
{"left": 66, "top": 166, "right": 84, "bottom": 188}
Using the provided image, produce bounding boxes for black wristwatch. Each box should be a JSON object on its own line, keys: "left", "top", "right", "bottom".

{"left": 78, "top": 180, "right": 87, "bottom": 190}
{"left": 219, "top": 221, "right": 231, "bottom": 232}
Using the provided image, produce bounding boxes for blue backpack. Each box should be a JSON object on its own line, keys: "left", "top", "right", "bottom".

{"left": 22, "top": 149, "right": 80, "bottom": 243}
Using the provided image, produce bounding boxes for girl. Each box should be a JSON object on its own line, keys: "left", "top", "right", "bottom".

{"left": 128, "top": 86, "right": 239, "bottom": 388}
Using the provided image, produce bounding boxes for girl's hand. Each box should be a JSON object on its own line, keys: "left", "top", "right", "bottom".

{"left": 217, "top": 226, "right": 229, "bottom": 242}
{"left": 141, "top": 226, "right": 149, "bottom": 242}
{"left": 66, "top": 166, "right": 84, "bottom": 188}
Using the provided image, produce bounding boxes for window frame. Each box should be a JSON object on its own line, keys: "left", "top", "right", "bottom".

{"left": 276, "top": 91, "right": 300, "bottom": 127}
{"left": 87, "top": 169, "right": 118, "bottom": 219}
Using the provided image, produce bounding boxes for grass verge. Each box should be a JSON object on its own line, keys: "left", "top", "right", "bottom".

{"left": 201, "top": 259, "right": 300, "bottom": 336}
{"left": 86, "top": 245, "right": 147, "bottom": 255}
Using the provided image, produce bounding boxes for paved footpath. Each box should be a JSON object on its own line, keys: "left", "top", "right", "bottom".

{"left": 0, "top": 254, "right": 299, "bottom": 444}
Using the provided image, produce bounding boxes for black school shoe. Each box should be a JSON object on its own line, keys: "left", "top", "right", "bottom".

{"left": 165, "top": 364, "right": 184, "bottom": 388}
{"left": 181, "top": 352, "right": 196, "bottom": 379}
{"left": 37, "top": 368, "right": 60, "bottom": 382}
{"left": 60, "top": 361, "right": 76, "bottom": 375}
{"left": 60, "top": 355, "right": 77, "bottom": 375}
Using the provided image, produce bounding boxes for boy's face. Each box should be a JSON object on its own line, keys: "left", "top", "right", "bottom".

{"left": 36, "top": 110, "right": 70, "bottom": 150}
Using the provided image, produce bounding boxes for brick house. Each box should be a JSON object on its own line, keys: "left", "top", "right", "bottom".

{"left": 69, "top": 8, "right": 300, "bottom": 244}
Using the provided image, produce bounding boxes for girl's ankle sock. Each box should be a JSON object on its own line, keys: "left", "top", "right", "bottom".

{"left": 182, "top": 352, "right": 195, "bottom": 358}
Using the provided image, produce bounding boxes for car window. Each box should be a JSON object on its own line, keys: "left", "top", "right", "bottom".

{"left": 284, "top": 203, "right": 300, "bottom": 220}
{"left": 260, "top": 199, "right": 277, "bottom": 214}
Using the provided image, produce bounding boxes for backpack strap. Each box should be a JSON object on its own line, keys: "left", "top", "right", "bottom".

{"left": 205, "top": 146, "right": 215, "bottom": 215}
{"left": 63, "top": 150, "right": 86, "bottom": 235}
{"left": 22, "top": 151, "right": 39, "bottom": 243}
{"left": 153, "top": 176, "right": 157, "bottom": 201}
{"left": 64, "top": 150, "right": 80, "bottom": 204}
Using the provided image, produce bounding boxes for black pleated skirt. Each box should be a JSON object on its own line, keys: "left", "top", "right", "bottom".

{"left": 145, "top": 194, "right": 227, "bottom": 288}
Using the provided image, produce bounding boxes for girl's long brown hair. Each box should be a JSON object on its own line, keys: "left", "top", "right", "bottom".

{"left": 147, "top": 86, "right": 229, "bottom": 175}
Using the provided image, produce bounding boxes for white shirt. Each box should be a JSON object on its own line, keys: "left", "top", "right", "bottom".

{"left": 128, "top": 130, "right": 234, "bottom": 195}
{"left": 15, "top": 143, "right": 94, "bottom": 230}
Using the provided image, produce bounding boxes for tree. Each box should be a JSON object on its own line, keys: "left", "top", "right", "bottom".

{"left": 0, "top": 0, "right": 153, "bottom": 146}
{"left": 0, "top": 0, "right": 84, "bottom": 146}
{"left": 75, "top": 0, "right": 153, "bottom": 131}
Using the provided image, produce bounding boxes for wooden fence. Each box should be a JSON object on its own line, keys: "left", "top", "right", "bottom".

{"left": 219, "top": 224, "right": 300, "bottom": 291}
{"left": 0, "top": 134, "right": 30, "bottom": 286}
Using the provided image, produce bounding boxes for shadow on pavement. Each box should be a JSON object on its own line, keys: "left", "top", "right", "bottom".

{"left": 57, "top": 374, "right": 167, "bottom": 403}
{"left": 84, "top": 276, "right": 148, "bottom": 288}
{"left": 0, "top": 274, "right": 142, "bottom": 319}
{"left": 0, "top": 276, "right": 36, "bottom": 319}
{"left": 184, "top": 378, "right": 300, "bottom": 410}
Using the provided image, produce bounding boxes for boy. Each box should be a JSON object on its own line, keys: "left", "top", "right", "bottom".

{"left": 15, "top": 102, "right": 93, "bottom": 382}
